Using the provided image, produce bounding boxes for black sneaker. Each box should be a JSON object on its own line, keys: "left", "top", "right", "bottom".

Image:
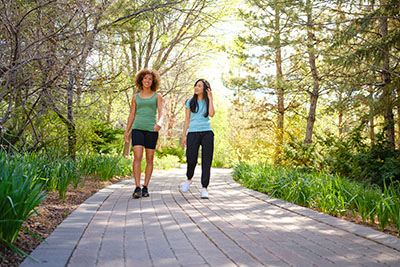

{"left": 132, "top": 187, "right": 141, "bottom": 198}
{"left": 142, "top": 186, "right": 149, "bottom": 197}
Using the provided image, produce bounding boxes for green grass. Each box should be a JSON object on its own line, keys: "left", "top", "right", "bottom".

{"left": 0, "top": 151, "right": 46, "bottom": 258}
{"left": 233, "top": 162, "right": 400, "bottom": 235}
{"left": 0, "top": 151, "right": 131, "bottom": 252}
{"left": 78, "top": 153, "right": 131, "bottom": 181}
{"left": 13, "top": 151, "right": 82, "bottom": 199}
{"left": 153, "top": 154, "right": 181, "bottom": 170}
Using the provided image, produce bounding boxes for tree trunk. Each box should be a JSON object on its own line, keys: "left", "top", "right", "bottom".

{"left": 379, "top": 11, "right": 395, "bottom": 148}
{"left": 166, "top": 97, "right": 176, "bottom": 139}
{"left": 63, "top": 9, "right": 102, "bottom": 160}
{"left": 397, "top": 105, "right": 400, "bottom": 149}
{"left": 338, "top": 90, "right": 343, "bottom": 138}
{"left": 107, "top": 95, "right": 113, "bottom": 122}
{"left": 1, "top": 71, "right": 17, "bottom": 145}
{"left": 304, "top": 1, "right": 320, "bottom": 144}
{"left": 106, "top": 54, "right": 115, "bottom": 122}
{"left": 123, "top": 35, "right": 136, "bottom": 157}
{"left": 144, "top": 23, "right": 154, "bottom": 68}
{"left": 38, "top": 18, "right": 56, "bottom": 129}
{"left": 370, "top": 117, "right": 375, "bottom": 144}
{"left": 397, "top": 88, "right": 400, "bottom": 149}
{"left": 369, "top": 86, "right": 375, "bottom": 143}
{"left": 129, "top": 29, "right": 138, "bottom": 74}
{"left": 274, "top": 7, "right": 284, "bottom": 164}
{"left": 0, "top": 12, "right": 21, "bottom": 147}
{"left": 67, "top": 76, "right": 76, "bottom": 161}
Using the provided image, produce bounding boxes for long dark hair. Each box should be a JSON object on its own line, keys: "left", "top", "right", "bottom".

{"left": 189, "top": 79, "right": 210, "bottom": 117}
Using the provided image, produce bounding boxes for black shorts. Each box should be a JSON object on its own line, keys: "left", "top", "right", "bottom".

{"left": 131, "top": 129, "right": 159, "bottom": 149}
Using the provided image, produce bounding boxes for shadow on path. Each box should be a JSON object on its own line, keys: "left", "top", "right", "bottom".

{"left": 21, "top": 168, "right": 400, "bottom": 267}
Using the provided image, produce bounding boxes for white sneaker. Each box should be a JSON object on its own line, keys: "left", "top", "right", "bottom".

{"left": 181, "top": 180, "right": 191, "bottom": 193}
{"left": 201, "top": 188, "right": 209, "bottom": 199}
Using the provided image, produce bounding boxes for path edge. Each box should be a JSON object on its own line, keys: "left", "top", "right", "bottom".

{"left": 221, "top": 172, "right": 400, "bottom": 252}
{"left": 19, "top": 179, "right": 133, "bottom": 267}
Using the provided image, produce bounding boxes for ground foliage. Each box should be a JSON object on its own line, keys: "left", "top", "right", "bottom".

{"left": 233, "top": 162, "right": 400, "bottom": 236}
{"left": 0, "top": 177, "right": 117, "bottom": 267}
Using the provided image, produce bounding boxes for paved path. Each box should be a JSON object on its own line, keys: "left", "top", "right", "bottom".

{"left": 21, "top": 168, "right": 400, "bottom": 267}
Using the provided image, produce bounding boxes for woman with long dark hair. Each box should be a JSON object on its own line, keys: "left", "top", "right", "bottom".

{"left": 181, "top": 79, "right": 215, "bottom": 199}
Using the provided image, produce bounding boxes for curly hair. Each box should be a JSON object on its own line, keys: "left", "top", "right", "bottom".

{"left": 135, "top": 69, "right": 161, "bottom": 91}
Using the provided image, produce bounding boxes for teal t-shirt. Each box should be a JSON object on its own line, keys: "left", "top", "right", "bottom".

{"left": 186, "top": 98, "right": 212, "bottom": 132}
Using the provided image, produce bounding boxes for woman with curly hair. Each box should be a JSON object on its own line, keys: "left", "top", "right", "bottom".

{"left": 124, "top": 69, "right": 164, "bottom": 198}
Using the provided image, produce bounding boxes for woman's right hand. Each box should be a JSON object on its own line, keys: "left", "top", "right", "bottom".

{"left": 182, "top": 135, "right": 187, "bottom": 147}
{"left": 124, "top": 131, "right": 130, "bottom": 143}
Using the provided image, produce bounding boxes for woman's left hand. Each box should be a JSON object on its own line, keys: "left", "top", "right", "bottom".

{"left": 206, "top": 88, "right": 213, "bottom": 99}
{"left": 154, "top": 123, "right": 161, "bottom": 132}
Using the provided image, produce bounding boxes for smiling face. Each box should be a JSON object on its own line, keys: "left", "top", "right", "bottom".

{"left": 142, "top": 74, "right": 153, "bottom": 89}
{"left": 194, "top": 80, "right": 205, "bottom": 96}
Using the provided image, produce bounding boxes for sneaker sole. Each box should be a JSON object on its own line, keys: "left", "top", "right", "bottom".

{"left": 201, "top": 196, "right": 209, "bottom": 199}
{"left": 132, "top": 193, "right": 141, "bottom": 198}
{"left": 142, "top": 194, "right": 150, "bottom": 197}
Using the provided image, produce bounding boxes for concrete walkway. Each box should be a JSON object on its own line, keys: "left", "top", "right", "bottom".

{"left": 21, "top": 168, "right": 400, "bottom": 267}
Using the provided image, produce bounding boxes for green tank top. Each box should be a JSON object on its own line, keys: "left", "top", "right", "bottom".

{"left": 132, "top": 93, "right": 157, "bottom": 132}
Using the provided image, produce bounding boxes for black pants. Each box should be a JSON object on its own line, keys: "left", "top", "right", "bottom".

{"left": 186, "top": 131, "right": 214, "bottom": 188}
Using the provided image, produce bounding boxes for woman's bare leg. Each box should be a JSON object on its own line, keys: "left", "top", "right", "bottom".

{"left": 133, "top": 146, "right": 144, "bottom": 187}
{"left": 144, "top": 148, "right": 155, "bottom": 187}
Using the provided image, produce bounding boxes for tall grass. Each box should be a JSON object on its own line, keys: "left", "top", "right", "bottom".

{"left": 78, "top": 153, "right": 131, "bottom": 180}
{"left": 2, "top": 152, "right": 131, "bottom": 199}
{"left": 233, "top": 162, "right": 400, "bottom": 235}
{"left": 0, "top": 151, "right": 46, "bottom": 257}
{"left": 0, "top": 151, "right": 132, "bottom": 259}
{"left": 17, "top": 151, "right": 81, "bottom": 199}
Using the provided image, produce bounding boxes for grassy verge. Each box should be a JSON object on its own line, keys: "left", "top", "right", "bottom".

{"left": 233, "top": 162, "right": 400, "bottom": 235}
{"left": 0, "top": 152, "right": 47, "bottom": 260}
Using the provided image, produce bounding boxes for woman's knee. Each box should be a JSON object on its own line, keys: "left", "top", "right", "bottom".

{"left": 133, "top": 156, "right": 143, "bottom": 164}
{"left": 145, "top": 157, "right": 154, "bottom": 165}
{"left": 145, "top": 149, "right": 155, "bottom": 161}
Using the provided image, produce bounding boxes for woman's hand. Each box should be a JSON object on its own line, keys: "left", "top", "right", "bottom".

{"left": 154, "top": 123, "right": 161, "bottom": 132}
{"left": 182, "top": 135, "right": 187, "bottom": 147}
{"left": 124, "top": 131, "right": 130, "bottom": 143}
{"left": 206, "top": 88, "right": 213, "bottom": 99}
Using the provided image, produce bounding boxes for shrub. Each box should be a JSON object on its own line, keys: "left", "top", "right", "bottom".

{"left": 156, "top": 144, "right": 185, "bottom": 162}
{"left": 0, "top": 151, "right": 46, "bottom": 252}
{"left": 91, "top": 121, "right": 125, "bottom": 154}
{"left": 283, "top": 130, "right": 400, "bottom": 187}
{"left": 351, "top": 143, "right": 400, "bottom": 186}
{"left": 154, "top": 154, "right": 181, "bottom": 170}
{"left": 282, "top": 137, "right": 325, "bottom": 172}
{"left": 212, "top": 160, "right": 226, "bottom": 168}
